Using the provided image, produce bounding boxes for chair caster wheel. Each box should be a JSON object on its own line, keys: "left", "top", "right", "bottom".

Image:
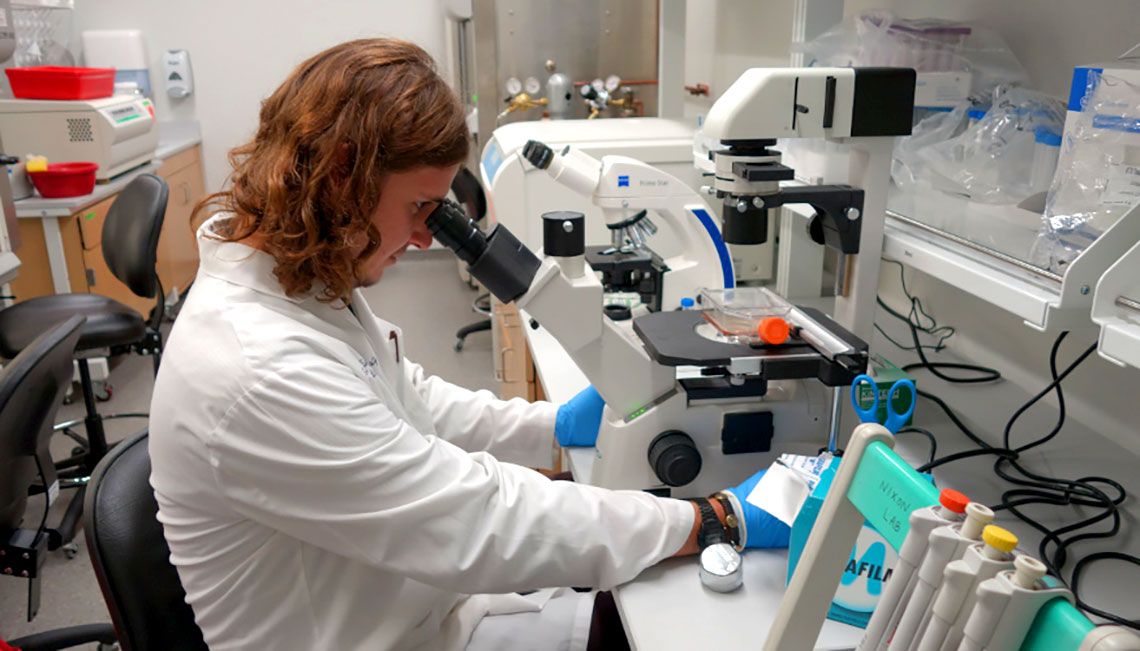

{"left": 71, "top": 445, "right": 86, "bottom": 457}
{"left": 62, "top": 542, "right": 79, "bottom": 559}
{"left": 95, "top": 382, "right": 113, "bottom": 402}
{"left": 454, "top": 339, "right": 464, "bottom": 352}
{"left": 97, "top": 643, "right": 119, "bottom": 651}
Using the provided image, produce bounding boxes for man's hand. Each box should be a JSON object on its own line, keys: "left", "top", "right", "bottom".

{"left": 725, "top": 468, "right": 791, "bottom": 549}
{"left": 671, "top": 466, "right": 792, "bottom": 557}
{"left": 554, "top": 386, "right": 605, "bottom": 447}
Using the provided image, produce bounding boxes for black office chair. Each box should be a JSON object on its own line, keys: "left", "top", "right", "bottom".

{"left": 0, "top": 174, "right": 169, "bottom": 550}
{"left": 84, "top": 430, "right": 207, "bottom": 651}
{"left": 1, "top": 316, "right": 118, "bottom": 650}
{"left": 451, "top": 166, "right": 492, "bottom": 351}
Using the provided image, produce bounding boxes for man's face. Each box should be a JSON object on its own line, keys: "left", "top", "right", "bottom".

{"left": 357, "top": 164, "right": 459, "bottom": 287}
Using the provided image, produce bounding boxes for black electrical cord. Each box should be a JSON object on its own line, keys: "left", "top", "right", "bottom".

{"left": 917, "top": 446, "right": 1017, "bottom": 473}
{"left": 1071, "top": 553, "right": 1140, "bottom": 627}
{"left": 895, "top": 426, "right": 938, "bottom": 465}
{"left": 982, "top": 332, "right": 1139, "bottom": 630}
{"left": 876, "top": 261, "right": 1001, "bottom": 384}
{"left": 875, "top": 266, "right": 1139, "bottom": 629}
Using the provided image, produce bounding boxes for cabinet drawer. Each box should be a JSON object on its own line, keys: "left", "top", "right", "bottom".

{"left": 157, "top": 146, "right": 201, "bottom": 178}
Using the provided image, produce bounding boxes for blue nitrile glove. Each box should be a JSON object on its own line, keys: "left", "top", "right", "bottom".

{"left": 555, "top": 386, "right": 605, "bottom": 447}
{"left": 725, "top": 469, "right": 793, "bottom": 549}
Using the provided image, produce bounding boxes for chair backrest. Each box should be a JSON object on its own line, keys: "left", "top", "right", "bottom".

{"left": 102, "top": 174, "right": 169, "bottom": 301}
{"left": 84, "top": 431, "right": 207, "bottom": 651}
{"left": 0, "top": 315, "right": 84, "bottom": 531}
{"left": 451, "top": 165, "right": 487, "bottom": 223}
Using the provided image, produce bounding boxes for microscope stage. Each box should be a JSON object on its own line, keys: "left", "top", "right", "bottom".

{"left": 632, "top": 308, "right": 867, "bottom": 387}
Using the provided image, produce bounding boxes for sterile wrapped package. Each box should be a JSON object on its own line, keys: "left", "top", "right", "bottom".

{"left": 891, "top": 106, "right": 970, "bottom": 192}
{"left": 1033, "top": 71, "right": 1140, "bottom": 273}
{"left": 794, "top": 10, "right": 1027, "bottom": 102}
{"left": 913, "top": 86, "right": 1066, "bottom": 204}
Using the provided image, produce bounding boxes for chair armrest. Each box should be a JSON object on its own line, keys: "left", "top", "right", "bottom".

{"left": 8, "top": 623, "right": 116, "bottom": 651}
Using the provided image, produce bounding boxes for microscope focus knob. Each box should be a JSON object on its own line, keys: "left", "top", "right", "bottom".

{"left": 648, "top": 431, "right": 702, "bottom": 487}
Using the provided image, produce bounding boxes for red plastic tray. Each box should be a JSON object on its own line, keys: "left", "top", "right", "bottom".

{"left": 5, "top": 66, "right": 116, "bottom": 100}
{"left": 29, "top": 162, "right": 99, "bottom": 198}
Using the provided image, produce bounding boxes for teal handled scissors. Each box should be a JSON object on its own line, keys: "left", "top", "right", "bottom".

{"left": 850, "top": 374, "right": 917, "bottom": 434}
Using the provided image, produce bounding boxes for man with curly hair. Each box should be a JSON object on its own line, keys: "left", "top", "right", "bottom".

{"left": 150, "top": 38, "right": 773, "bottom": 651}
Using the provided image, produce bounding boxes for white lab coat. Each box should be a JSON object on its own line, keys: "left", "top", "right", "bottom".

{"left": 148, "top": 215, "right": 693, "bottom": 651}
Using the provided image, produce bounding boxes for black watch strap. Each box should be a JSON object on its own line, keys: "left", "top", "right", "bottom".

{"left": 692, "top": 498, "right": 726, "bottom": 549}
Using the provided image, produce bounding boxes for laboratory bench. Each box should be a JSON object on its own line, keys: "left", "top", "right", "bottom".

{"left": 520, "top": 301, "right": 1140, "bottom": 650}
{"left": 8, "top": 121, "right": 205, "bottom": 317}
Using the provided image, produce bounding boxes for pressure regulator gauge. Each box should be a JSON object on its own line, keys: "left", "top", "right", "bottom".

{"left": 590, "top": 78, "right": 606, "bottom": 93}
{"left": 524, "top": 76, "right": 541, "bottom": 95}
{"left": 604, "top": 74, "right": 622, "bottom": 92}
{"left": 505, "top": 77, "right": 522, "bottom": 96}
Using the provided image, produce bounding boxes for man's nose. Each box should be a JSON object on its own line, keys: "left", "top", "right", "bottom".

{"left": 410, "top": 222, "right": 434, "bottom": 249}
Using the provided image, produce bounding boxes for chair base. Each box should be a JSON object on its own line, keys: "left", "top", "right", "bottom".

{"left": 454, "top": 319, "right": 491, "bottom": 352}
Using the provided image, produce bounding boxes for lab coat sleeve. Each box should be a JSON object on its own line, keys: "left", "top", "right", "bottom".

{"left": 404, "top": 357, "right": 557, "bottom": 468}
{"left": 209, "top": 362, "right": 694, "bottom": 594}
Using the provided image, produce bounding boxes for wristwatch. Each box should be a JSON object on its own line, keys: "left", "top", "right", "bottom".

{"left": 711, "top": 492, "right": 741, "bottom": 549}
{"left": 693, "top": 498, "right": 726, "bottom": 549}
{"left": 692, "top": 498, "right": 743, "bottom": 593}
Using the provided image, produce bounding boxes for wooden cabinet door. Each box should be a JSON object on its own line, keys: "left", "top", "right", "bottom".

{"left": 156, "top": 157, "right": 204, "bottom": 294}
{"left": 9, "top": 214, "right": 88, "bottom": 301}
{"left": 78, "top": 195, "right": 156, "bottom": 317}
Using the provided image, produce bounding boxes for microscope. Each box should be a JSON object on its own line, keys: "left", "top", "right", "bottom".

{"left": 430, "top": 67, "right": 915, "bottom": 497}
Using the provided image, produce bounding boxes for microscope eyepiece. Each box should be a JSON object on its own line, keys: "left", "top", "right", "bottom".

{"left": 426, "top": 198, "right": 542, "bottom": 304}
{"left": 522, "top": 140, "right": 554, "bottom": 170}
{"left": 426, "top": 199, "right": 487, "bottom": 266}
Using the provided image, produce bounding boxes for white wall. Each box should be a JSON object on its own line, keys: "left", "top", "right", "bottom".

{"left": 72, "top": 0, "right": 448, "bottom": 193}
{"left": 682, "top": 0, "right": 797, "bottom": 120}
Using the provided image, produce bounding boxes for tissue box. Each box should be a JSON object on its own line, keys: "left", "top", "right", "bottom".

{"left": 787, "top": 461, "right": 900, "bottom": 628}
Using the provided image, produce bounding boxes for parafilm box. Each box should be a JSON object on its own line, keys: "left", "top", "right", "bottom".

{"left": 786, "top": 460, "right": 900, "bottom": 628}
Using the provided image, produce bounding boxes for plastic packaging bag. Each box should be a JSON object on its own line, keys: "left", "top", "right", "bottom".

{"left": 913, "top": 86, "right": 1066, "bottom": 204}
{"left": 891, "top": 107, "right": 969, "bottom": 191}
{"left": 794, "top": 10, "right": 1027, "bottom": 101}
{"left": 1033, "top": 71, "right": 1140, "bottom": 272}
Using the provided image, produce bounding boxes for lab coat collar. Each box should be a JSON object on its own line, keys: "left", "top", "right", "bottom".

{"left": 196, "top": 213, "right": 346, "bottom": 311}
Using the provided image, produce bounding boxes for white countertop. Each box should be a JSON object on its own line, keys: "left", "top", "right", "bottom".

{"left": 620, "top": 552, "right": 862, "bottom": 651}
{"left": 15, "top": 120, "right": 202, "bottom": 218}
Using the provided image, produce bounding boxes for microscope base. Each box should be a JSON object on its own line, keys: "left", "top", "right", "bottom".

{"left": 589, "top": 380, "right": 833, "bottom": 498}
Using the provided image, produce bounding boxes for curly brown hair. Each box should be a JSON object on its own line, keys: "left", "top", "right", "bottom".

{"left": 194, "top": 38, "right": 470, "bottom": 302}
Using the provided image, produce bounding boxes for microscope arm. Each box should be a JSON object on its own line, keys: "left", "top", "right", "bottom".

{"left": 756, "top": 185, "right": 865, "bottom": 254}
{"left": 426, "top": 200, "right": 673, "bottom": 416}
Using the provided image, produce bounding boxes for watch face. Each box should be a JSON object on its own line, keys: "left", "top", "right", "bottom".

{"left": 505, "top": 77, "right": 522, "bottom": 96}
{"left": 524, "top": 76, "right": 541, "bottom": 95}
